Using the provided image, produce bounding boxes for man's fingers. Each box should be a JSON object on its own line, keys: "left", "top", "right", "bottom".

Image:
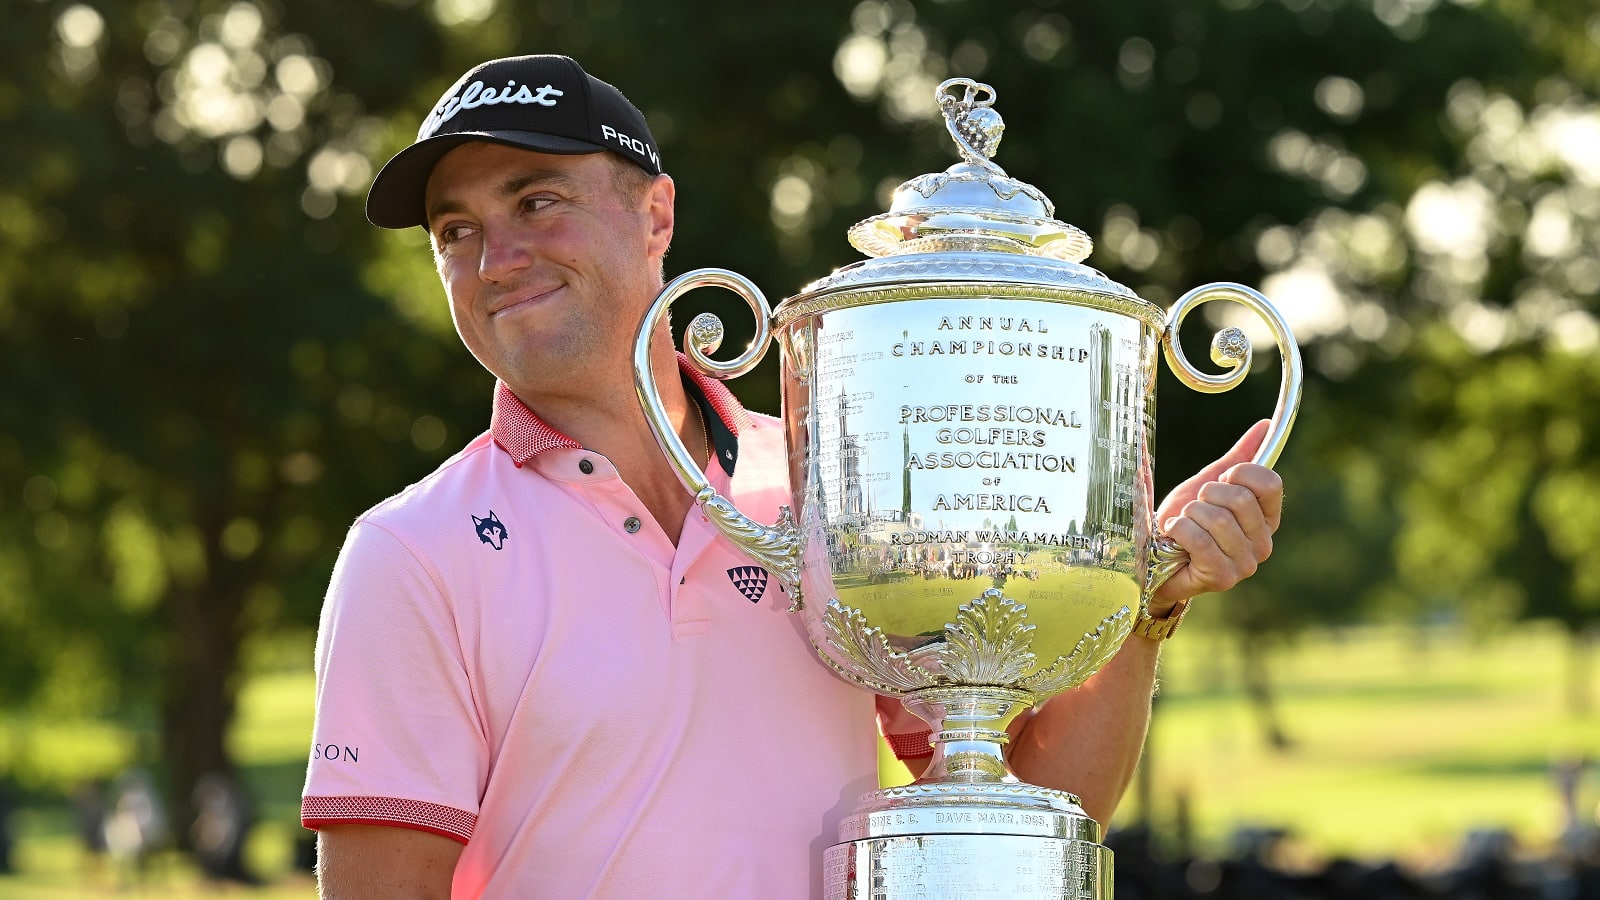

{"left": 1189, "top": 487, "right": 1267, "bottom": 564}
{"left": 1222, "top": 462, "right": 1284, "bottom": 532}
{"left": 1193, "top": 419, "right": 1271, "bottom": 484}
{"left": 1152, "top": 420, "right": 1286, "bottom": 606}
{"left": 1197, "top": 479, "right": 1276, "bottom": 560}
{"left": 1155, "top": 516, "right": 1230, "bottom": 606}
{"left": 1158, "top": 420, "right": 1271, "bottom": 521}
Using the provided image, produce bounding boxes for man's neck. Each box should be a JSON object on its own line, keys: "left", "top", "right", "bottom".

{"left": 510, "top": 348, "right": 704, "bottom": 545}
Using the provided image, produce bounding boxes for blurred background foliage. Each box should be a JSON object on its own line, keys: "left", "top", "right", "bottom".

{"left": 4, "top": 0, "right": 1600, "bottom": 880}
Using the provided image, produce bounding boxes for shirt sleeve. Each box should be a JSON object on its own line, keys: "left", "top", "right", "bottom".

{"left": 875, "top": 695, "right": 934, "bottom": 761}
{"left": 301, "top": 519, "right": 486, "bottom": 844}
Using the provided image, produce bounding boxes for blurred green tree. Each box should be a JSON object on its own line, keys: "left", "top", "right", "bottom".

{"left": 0, "top": 0, "right": 483, "bottom": 826}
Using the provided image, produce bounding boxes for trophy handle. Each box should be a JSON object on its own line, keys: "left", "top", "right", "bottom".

{"left": 633, "top": 268, "right": 806, "bottom": 602}
{"left": 1148, "top": 282, "right": 1304, "bottom": 593}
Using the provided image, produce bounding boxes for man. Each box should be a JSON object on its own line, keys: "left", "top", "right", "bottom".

{"left": 301, "top": 55, "right": 1283, "bottom": 898}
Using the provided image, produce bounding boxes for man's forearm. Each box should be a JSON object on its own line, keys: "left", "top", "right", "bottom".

{"left": 1007, "top": 634, "right": 1160, "bottom": 827}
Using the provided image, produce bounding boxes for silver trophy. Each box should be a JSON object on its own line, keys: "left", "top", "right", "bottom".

{"left": 635, "top": 78, "right": 1302, "bottom": 899}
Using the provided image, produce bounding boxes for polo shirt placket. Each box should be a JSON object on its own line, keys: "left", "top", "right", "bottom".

{"left": 529, "top": 444, "right": 721, "bottom": 635}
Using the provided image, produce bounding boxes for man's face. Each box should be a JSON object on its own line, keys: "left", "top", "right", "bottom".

{"left": 423, "top": 143, "right": 673, "bottom": 397}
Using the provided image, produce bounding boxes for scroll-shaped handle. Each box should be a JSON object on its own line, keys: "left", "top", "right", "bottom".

{"left": 634, "top": 268, "right": 806, "bottom": 602}
{"left": 1148, "top": 282, "right": 1303, "bottom": 594}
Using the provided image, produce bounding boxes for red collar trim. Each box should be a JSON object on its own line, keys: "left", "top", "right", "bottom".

{"left": 490, "top": 354, "right": 753, "bottom": 467}
{"left": 489, "top": 381, "right": 582, "bottom": 465}
{"left": 680, "top": 353, "right": 754, "bottom": 437}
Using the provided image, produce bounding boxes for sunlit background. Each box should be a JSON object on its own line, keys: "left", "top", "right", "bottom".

{"left": 4, "top": 0, "right": 1600, "bottom": 896}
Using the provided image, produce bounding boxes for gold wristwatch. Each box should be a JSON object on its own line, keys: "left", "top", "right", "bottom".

{"left": 1131, "top": 598, "right": 1191, "bottom": 641}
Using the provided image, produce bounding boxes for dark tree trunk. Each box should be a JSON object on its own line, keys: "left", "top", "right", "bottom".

{"left": 1568, "top": 625, "right": 1594, "bottom": 717}
{"left": 159, "top": 578, "right": 245, "bottom": 851}
{"left": 1239, "top": 632, "right": 1293, "bottom": 752}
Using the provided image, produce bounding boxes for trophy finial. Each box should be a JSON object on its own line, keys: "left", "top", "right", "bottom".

{"left": 845, "top": 77, "right": 1092, "bottom": 262}
{"left": 938, "top": 78, "right": 1006, "bottom": 173}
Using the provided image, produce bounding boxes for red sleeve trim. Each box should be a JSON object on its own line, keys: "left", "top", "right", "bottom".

{"left": 301, "top": 795, "right": 475, "bottom": 845}
{"left": 886, "top": 729, "right": 934, "bottom": 761}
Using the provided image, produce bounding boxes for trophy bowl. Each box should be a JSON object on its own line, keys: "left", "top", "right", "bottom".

{"left": 635, "top": 78, "right": 1302, "bottom": 899}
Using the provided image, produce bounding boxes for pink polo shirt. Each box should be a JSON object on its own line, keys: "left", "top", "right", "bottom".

{"left": 302, "top": 363, "right": 920, "bottom": 898}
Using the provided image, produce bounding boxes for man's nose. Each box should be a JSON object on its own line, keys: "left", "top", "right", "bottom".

{"left": 478, "top": 226, "right": 532, "bottom": 282}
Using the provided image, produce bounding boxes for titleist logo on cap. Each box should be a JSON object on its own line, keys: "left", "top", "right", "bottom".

{"left": 365, "top": 55, "right": 663, "bottom": 229}
{"left": 422, "top": 79, "right": 566, "bottom": 137}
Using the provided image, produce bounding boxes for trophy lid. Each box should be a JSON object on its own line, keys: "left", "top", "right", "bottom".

{"left": 785, "top": 79, "right": 1145, "bottom": 313}
{"left": 847, "top": 79, "right": 1093, "bottom": 262}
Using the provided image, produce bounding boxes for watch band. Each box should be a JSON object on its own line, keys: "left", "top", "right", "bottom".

{"left": 1132, "top": 598, "right": 1191, "bottom": 641}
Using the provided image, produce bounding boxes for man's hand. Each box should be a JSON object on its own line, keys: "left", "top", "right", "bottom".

{"left": 1150, "top": 419, "right": 1284, "bottom": 615}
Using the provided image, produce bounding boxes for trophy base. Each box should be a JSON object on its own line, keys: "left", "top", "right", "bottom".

{"left": 823, "top": 833, "right": 1113, "bottom": 899}
{"left": 823, "top": 783, "right": 1114, "bottom": 899}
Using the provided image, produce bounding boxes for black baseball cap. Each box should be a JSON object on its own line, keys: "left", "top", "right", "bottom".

{"left": 365, "top": 54, "right": 662, "bottom": 229}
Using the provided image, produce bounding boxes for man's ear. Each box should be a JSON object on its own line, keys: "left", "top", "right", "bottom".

{"left": 644, "top": 174, "right": 675, "bottom": 260}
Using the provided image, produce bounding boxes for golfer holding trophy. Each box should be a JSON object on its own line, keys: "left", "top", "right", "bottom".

{"left": 636, "top": 78, "right": 1302, "bottom": 899}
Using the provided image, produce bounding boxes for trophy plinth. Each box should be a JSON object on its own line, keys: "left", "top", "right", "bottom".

{"left": 825, "top": 683, "right": 1113, "bottom": 898}
{"left": 635, "top": 78, "right": 1302, "bottom": 899}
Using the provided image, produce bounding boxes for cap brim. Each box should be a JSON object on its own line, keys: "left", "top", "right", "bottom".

{"left": 365, "top": 130, "right": 606, "bottom": 229}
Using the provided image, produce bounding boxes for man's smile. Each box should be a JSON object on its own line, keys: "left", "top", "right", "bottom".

{"left": 489, "top": 284, "right": 563, "bottom": 317}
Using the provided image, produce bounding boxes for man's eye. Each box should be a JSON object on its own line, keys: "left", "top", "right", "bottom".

{"left": 520, "top": 196, "right": 555, "bottom": 214}
{"left": 436, "top": 224, "right": 473, "bottom": 246}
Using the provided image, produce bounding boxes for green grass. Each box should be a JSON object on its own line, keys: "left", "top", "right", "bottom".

{"left": 3, "top": 619, "right": 1598, "bottom": 895}
{"left": 1141, "top": 617, "right": 1599, "bottom": 861}
{"left": 0, "top": 670, "right": 320, "bottom": 899}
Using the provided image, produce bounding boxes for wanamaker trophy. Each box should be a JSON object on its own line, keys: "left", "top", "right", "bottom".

{"left": 635, "top": 78, "right": 1303, "bottom": 899}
